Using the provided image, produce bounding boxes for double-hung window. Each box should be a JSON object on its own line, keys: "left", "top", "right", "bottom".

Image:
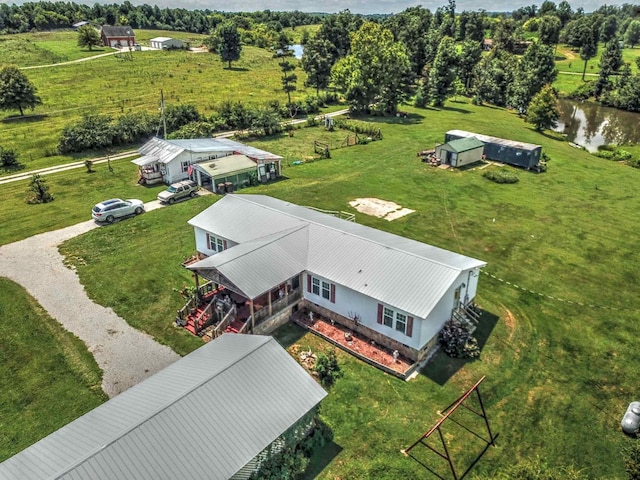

{"left": 383, "top": 307, "right": 394, "bottom": 327}
{"left": 322, "top": 281, "right": 331, "bottom": 300}
{"left": 395, "top": 313, "right": 407, "bottom": 334}
{"left": 312, "top": 277, "right": 320, "bottom": 296}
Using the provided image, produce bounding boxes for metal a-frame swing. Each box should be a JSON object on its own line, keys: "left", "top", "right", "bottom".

{"left": 401, "top": 376, "right": 498, "bottom": 480}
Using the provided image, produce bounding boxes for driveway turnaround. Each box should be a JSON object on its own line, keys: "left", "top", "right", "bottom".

{"left": 0, "top": 206, "right": 179, "bottom": 398}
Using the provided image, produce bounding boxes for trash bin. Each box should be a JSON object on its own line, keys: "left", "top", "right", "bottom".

{"left": 225, "top": 182, "right": 234, "bottom": 193}
{"left": 217, "top": 183, "right": 226, "bottom": 194}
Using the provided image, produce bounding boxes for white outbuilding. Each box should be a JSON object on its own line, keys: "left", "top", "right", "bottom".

{"left": 150, "top": 37, "right": 184, "bottom": 50}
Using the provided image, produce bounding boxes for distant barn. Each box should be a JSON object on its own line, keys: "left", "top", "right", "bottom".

{"left": 445, "top": 130, "right": 542, "bottom": 170}
{"left": 150, "top": 37, "right": 184, "bottom": 50}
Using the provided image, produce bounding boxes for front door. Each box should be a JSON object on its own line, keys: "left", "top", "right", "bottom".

{"left": 453, "top": 286, "right": 461, "bottom": 310}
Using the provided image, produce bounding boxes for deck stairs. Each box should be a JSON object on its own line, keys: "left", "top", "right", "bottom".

{"left": 452, "top": 303, "right": 482, "bottom": 332}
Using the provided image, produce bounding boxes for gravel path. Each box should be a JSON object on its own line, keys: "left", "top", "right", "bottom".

{"left": 0, "top": 201, "right": 180, "bottom": 398}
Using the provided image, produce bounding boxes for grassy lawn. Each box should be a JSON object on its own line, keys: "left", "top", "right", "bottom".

{"left": 0, "top": 32, "right": 311, "bottom": 174}
{"left": 0, "top": 277, "right": 106, "bottom": 462}
{"left": 0, "top": 158, "right": 166, "bottom": 247}
{"left": 53, "top": 99, "right": 640, "bottom": 477}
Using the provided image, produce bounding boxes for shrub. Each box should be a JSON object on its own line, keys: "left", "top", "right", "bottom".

{"left": 439, "top": 319, "right": 480, "bottom": 359}
{"left": 483, "top": 168, "right": 519, "bottom": 184}
{"left": 314, "top": 350, "right": 343, "bottom": 387}
{"left": 568, "top": 81, "right": 595, "bottom": 100}
{"left": 0, "top": 148, "right": 21, "bottom": 170}
{"left": 26, "top": 174, "right": 54, "bottom": 204}
{"left": 58, "top": 114, "right": 114, "bottom": 153}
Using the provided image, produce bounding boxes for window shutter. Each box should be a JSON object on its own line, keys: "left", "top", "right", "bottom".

{"left": 206, "top": 233, "right": 211, "bottom": 250}
{"left": 307, "top": 274, "right": 312, "bottom": 292}
{"left": 330, "top": 284, "right": 336, "bottom": 303}
{"left": 377, "top": 304, "right": 383, "bottom": 324}
{"left": 406, "top": 316, "right": 414, "bottom": 337}
{"left": 223, "top": 240, "right": 227, "bottom": 250}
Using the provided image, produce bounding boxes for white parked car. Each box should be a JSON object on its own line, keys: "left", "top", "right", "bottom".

{"left": 92, "top": 198, "right": 144, "bottom": 223}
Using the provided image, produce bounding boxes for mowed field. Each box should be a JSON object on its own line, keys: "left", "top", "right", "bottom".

{"left": 0, "top": 29, "right": 313, "bottom": 173}
{"left": 48, "top": 101, "right": 640, "bottom": 478}
{"left": 1, "top": 30, "right": 640, "bottom": 478}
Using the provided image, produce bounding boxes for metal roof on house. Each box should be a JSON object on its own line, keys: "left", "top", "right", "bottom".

{"left": 444, "top": 137, "right": 485, "bottom": 153}
{"left": 446, "top": 129, "right": 541, "bottom": 151}
{"left": 131, "top": 154, "right": 159, "bottom": 166}
{"left": 100, "top": 25, "right": 134, "bottom": 37}
{"left": 137, "top": 137, "right": 185, "bottom": 165}
{"left": 134, "top": 138, "right": 282, "bottom": 168}
{"left": 190, "top": 226, "right": 309, "bottom": 298}
{"left": 187, "top": 195, "right": 486, "bottom": 318}
{"left": 192, "top": 154, "right": 257, "bottom": 179}
{"left": 0, "top": 335, "right": 326, "bottom": 480}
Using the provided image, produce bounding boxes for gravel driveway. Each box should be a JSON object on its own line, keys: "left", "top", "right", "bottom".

{"left": 0, "top": 201, "right": 179, "bottom": 398}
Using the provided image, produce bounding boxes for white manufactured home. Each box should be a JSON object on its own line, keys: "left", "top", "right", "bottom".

{"left": 186, "top": 195, "right": 486, "bottom": 362}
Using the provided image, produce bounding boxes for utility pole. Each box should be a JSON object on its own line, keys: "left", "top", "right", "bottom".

{"left": 160, "top": 90, "right": 167, "bottom": 138}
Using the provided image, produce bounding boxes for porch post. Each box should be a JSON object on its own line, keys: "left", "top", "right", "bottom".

{"left": 268, "top": 291, "right": 272, "bottom": 316}
{"left": 250, "top": 301, "right": 255, "bottom": 331}
{"left": 194, "top": 273, "right": 200, "bottom": 291}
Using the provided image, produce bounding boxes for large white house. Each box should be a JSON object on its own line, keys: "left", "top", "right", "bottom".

{"left": 133, "top": 137, "right": 282, "bottom": 191}
{"left": 186, "top": 195, "right": 486, "bottom": 362}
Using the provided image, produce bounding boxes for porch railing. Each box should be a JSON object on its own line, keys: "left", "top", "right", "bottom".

{"left": 193, "top": 295, "right": 217, "bottom": 335}
{"left": 252, "top": 289, "right": 302, "bottom": 327}
{"left": 212, "top": 304, "right": 236, "bottom": 339}
{"left": 175, "top": 281, "right": 217, "bottom": 324}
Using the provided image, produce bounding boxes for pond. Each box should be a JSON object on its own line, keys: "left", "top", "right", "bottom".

{"left": 554, "top": 98, "right": 640, "bottom": 152}
{"left": 289, "top": 44, "right": 304, "bottom": 59}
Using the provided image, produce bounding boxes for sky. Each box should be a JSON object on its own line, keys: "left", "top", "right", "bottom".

{"left": 67, "top": 0, "right": 634, "bottom": 14}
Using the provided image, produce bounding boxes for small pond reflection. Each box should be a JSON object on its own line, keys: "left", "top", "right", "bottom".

{"left": 554, "top": 98, "right": 640, "bottom": 152}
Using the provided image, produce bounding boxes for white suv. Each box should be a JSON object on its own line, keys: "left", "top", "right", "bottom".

{"left": 157, "top": 180, "right": 199, "bottom": 204}
{"left": 92, "top": 198, "right": 145, "bottom": 223}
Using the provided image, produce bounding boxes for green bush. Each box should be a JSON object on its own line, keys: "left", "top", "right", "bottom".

{"left": 0, "top": 148, "right": 21, "bottom": 170}
{"left": 568, "top": 81, "right": 595, "bottom": 100}
{"left": 314, "top": 350, "right": 343, "bottom": 388}
{"left": 439, "top": 319, "right": 480, "bottom": 359}
{"left": 483, "top": 168, "right": 520, "bottom": 184}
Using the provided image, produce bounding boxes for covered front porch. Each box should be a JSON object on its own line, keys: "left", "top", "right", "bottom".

{"left": 176, "top": 264, "right": 303, "bottom": 340}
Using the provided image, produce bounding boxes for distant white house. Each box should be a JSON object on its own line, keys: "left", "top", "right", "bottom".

{"left": 0, "top": 334, "right": 327, "bottom": 480}
{"left": 133, "top": 137, "right": 282, "bottom": 190}
{"left": 186, "top": 195, "right": 487, "bottom": 362}
{"left": 150, "top": 37, "right": 184, "bottom": 49}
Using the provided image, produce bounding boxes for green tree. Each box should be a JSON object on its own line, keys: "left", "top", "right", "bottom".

{"left": 595, "top": 38, "right": 623, "bottom": 99}
{"left": 218, "top": 21, "right": 242, "bottom": 69}
{"left": 301, "top": 36, "right": 332, "bottom": 94}
{"left": 579, "top": 21, "right": 598, "bottom": 81}
{"left": 279, "top": 59, "right": 297, "bottom": 109}
{"left": 525, "top": 85, "right": 559, "bottom": 131}
{"left": 428, "top": 36, "right": 457, "bottom": 107}
{"left": 0, "top": 66, "right": 42, "bottom": 116}
{"left": 473, "top": 49, "right": 516, "bottom": 107}
{"left": 538, "top": 15, "right": 561, "bottom": 46}
{"left": 557, "top": 1, "right": 573, "bottom": 27}
{"left": 625, "top": 20, "right": 640, "bottom": 48}
{"left": 26, "top": 174, "right": 54, "bottom": 204}
{"left": 509, "top": 41, "right": 557, "bottom": 114}
{"left": 458, "top": 39, "right": 481, "bottom": 93}
{"left": 77, "top": 24, "right": 100, "bottom": 51}
{"left": 331, "top": 22, "right": 412, "bottom": 114}
{"left": 0, "top": 147, "right": 21, "bottom": 169}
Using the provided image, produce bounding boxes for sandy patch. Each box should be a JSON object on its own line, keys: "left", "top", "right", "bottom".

{"left": 349, "top": 198, "right": 414, "bottom": 221}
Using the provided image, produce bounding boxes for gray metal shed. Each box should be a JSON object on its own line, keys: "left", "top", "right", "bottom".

{"left": 445, "top": 129, "right": 542, "bottom": 169}
{"left": 0, "top": 335, "right": 327, "bottom": 480}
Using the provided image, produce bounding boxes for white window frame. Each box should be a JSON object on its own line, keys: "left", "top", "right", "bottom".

{"left": 321, "top": 281, "right": 330, "bottom": 300}
{"left": 312, "top": 277, "right": 320, "bottom": 296}
{"left": 383, "top": 307, "right": 394, "bottom": 328}
{"left": 181, "top": 160, "right": 190, "bottom": 173}
{"left": 395, "top": 312, "right": 407, "bottom": 334}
